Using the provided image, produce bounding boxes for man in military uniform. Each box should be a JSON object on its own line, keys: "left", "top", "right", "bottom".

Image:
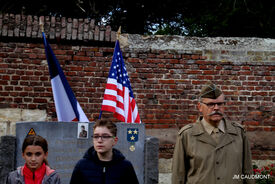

{"left": 79, "top": 125, "right": 88, "bottom": 138}
{"left": 172, "top": 82, "right": 255, "bottom": 184}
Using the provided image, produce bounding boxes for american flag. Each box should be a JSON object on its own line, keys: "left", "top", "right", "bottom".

{"left": 101, "top": 40, "right": 141, "bottom": 123}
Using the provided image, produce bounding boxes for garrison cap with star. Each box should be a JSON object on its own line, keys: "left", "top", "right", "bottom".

{"left": 199, "top": 81, "right": 222, "bottom": 99}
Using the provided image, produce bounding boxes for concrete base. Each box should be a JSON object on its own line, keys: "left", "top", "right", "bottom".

{"left": 159, "top": 173, "right": 172, "bottom": 184}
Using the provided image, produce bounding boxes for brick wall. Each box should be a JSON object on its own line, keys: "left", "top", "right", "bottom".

{"left": 0, "top": 14, "right": 274, "bottom": 160}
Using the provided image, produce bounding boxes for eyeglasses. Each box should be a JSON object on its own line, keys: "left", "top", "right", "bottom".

{"left": 92, "top": 135, "right": 115, "bottom": 141}
{"left": 200, "top": 102, "right": 226, "bottom": 108}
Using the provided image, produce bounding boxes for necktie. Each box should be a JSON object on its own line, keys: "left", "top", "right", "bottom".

{"left": 212, "top": 128, "right": 220, "bottom": 143}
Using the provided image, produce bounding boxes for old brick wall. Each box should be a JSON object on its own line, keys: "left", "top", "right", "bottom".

{"left": 119, "top": 35, "right": 275, "bottom": 162}
{"left": 0, "top": 14, "right": 274, "bottom": 163}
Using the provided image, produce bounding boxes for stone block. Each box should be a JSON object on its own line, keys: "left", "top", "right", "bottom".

{"left": 0, "top": 136, "right": 16, "bottom": 184}
{"left": 145, "top": 136, "right": 159, "bottom": 184}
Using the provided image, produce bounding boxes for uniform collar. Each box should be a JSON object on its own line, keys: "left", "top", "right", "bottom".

{"left": 192, "top": 117, "right": 237, "bottom": 147}
{"left": 201, "top": 118, "right": 225, "bottom": 135}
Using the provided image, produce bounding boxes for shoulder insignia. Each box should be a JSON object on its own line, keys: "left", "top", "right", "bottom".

{"left": 178, "top": 124, "right": 193, "bottom": 135}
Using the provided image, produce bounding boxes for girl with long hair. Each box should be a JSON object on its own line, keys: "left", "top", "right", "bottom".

{"left": 6, "top": 135, "right": 60, "bottom": 184}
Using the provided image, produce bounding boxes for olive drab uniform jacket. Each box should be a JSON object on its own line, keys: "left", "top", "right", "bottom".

{"left": 172, "top": 117, "right": 255, "bottom": 184}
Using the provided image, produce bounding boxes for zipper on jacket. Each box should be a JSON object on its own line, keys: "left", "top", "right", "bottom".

{"left": 102, "top": 167, "right": 106, "bottom": 184}
{"left": 33, "top": 172, "right": 35, "bottom": 181}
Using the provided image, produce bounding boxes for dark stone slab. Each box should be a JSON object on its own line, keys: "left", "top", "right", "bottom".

{"left": 0, "top": 136, "right": 16, "bottom": 184}
{"left": 144, "top": 136, "right": 159, "bottom": 184}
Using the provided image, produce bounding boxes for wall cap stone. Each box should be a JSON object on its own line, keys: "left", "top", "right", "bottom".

{"left": 0, "top": 13, "right": 116, "bottom": 43}
{"left": 119, "top": 34, "right": 275, "bottom": 52}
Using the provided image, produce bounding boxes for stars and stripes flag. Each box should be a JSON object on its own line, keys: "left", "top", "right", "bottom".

{"left": 42, "top": 32, "right": 89, "bottom": 122}
{"left": 100, "top": 40, "right": 141, "bottom": 123}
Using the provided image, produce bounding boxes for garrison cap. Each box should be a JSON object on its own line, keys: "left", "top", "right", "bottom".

{"left": 199, "top": 81, "right": 222, "bottom": 99}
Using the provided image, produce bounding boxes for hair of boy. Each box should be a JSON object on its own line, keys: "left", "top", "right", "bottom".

{"left": 93, "top": 119, "right": 117, "bottom": 137}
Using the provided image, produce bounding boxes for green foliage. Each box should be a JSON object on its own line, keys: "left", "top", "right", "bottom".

{"left": 0, "top": 0, "right": 274, "bottom": 38}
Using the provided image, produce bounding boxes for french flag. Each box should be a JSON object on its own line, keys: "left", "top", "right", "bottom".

{"left": 42, "top": 32, "right": 89, "bottom": 122}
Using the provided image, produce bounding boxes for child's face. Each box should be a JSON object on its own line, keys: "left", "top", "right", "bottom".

{"left": 22, "top": 145, "right": 48, "bottom": 172}
{"left": 93, "top": 126, "right": 118, "bottom": 154}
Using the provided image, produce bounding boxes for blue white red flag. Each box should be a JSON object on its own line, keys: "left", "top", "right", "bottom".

{"left": 42, "top": 32, "right": 89, "bottom": 122}
{"left": 101, "top": 40, "right": 141, "bottom": 123}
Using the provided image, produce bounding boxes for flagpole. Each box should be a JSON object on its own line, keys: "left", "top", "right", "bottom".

{"left": 39, "top": 18, "right": 44, "bottom": 33}
{"left": 39, "top": 18, "right": 47, "bottom": 44}
{"left": 99, "top": 111, "right": 102, "bottom": 119}
{"left": 116, "top": 26, "right": 121, "bottom": 41}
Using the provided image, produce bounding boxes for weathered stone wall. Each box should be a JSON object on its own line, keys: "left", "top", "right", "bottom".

{"left": 0, "top": 108, "right": 47, "bottom": 136}
{"left": 0, "top": 13, "right": 274, "bottom": 182}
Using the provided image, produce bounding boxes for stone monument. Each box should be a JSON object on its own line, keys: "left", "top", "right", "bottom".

{"left": 16, "top": 121, "right": 146, "bottom": 184}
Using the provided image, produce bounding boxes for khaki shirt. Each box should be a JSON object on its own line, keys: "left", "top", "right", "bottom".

{"left": 201, "top": 118, "right": 225, "bottom": 135}
{"left": 172, "top": 117, "right": 255, "bottom": 184}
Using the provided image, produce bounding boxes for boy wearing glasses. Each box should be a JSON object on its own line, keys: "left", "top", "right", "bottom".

{"left": 70, "top": 119, "right": 139, "bottom": 184}
{"left": 172, "top": 81, "right": 254, "bottom": 184}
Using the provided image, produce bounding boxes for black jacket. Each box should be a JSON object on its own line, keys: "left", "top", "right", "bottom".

{"left": 70, "top": 146, "right": 139, "bottom": 184}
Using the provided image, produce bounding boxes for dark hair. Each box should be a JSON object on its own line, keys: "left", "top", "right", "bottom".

{"left": 93, "top": 119, "right": 117, "bottom": 136}
{"left": 22, "top": 135, "right": 49, "bottom": 165}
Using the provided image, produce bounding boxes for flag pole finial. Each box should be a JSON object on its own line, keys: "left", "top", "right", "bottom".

{"left": 39, "top": 18, "right": 44, "bottom": 33}
{"left": 116, "top": 26, "right": 121, "bottom": 40}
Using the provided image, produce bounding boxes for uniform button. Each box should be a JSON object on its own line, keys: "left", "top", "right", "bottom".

{"left": 217, "top": 177, "right": 220, "bottom": 180}
{"left": 216, "top": 161, "right": 219, "bottom": 164}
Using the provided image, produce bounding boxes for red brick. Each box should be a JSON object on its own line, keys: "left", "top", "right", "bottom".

{"left": 187, "top": 70, "right": 202, "bottom": 74}
{"left": 28, "top": 53, "right": 37, "bottom": 59}
{"left": 2, "top": 75, "right": 10, "bottom": 80}
{"left": 69, "top": 66, "right": 83, "bottom": 71}
{"left": 54, "top": 50, "right": 67, "bottom": 55}
{"left": 243, "top": 121, "right": 259, "bottom": 126}
{"left": 95, "top": 52, "right": 103, "bottom": 57}
{"left": 5, "top": 86, "right": 13, "bottom": 91}
{"left": 34, "top": 87, "right": 44, "bottom": 91}
{"left": 191, "top": 80, "right": 204, "bottom": 85}
{"left": 191, "top": 55, "right": 200, "bottom": 60}
{"left": 159, "top": 80, "right": 175, "bottom": 84}
{"left": 252, "top": 92, "right": 268, "bottom": 96}
{"left": 23, "top": 87, "right": 32, "bottom": 91}
{"left": 28, "top": 104, "right": 37, "bottom": 109}
{"left": 34, "top": 71, "right": 43, "bottom": 76}
{"left": 265, "top": 76, "right": 272, "bottom": 81}
{"left": 33, "top": 98, "right": 47, "bottom": 103}
{"left": 14, "top": 98, "right": 22, "bottom": 103}
{"left": 263, "top": 127, "right": 272, "bottom": 131}
{"left": 40, "top": 77, "right": 49, "bottom": 81}
{"left": 73, "top": 56, "right": 90, "bottom": 61}
{"left": 242, "top": 66, "right": 250, "bottom": 70}
{"left": 128, "top": 58, "right": 140, "bottom": 63}
{"left": 12, "top": 76, "right": 20, "bottom": 80}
